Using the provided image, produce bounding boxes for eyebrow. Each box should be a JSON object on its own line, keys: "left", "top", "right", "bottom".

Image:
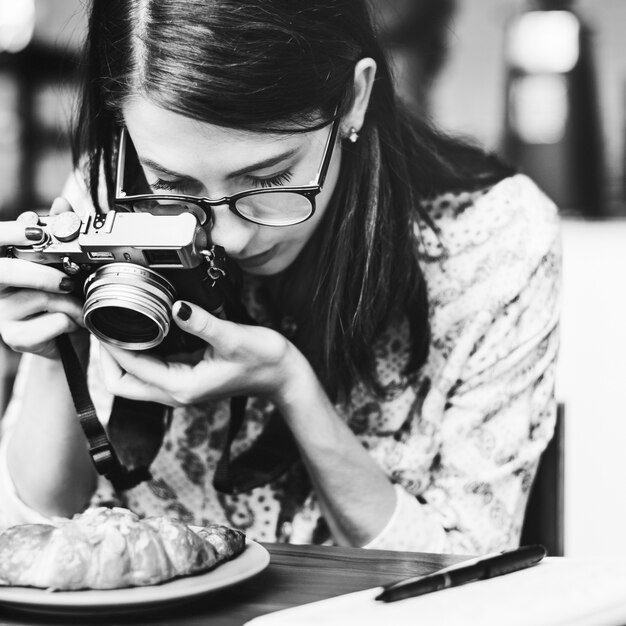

{"left": 139, "top": 146, "right": 301, "bottom": 181}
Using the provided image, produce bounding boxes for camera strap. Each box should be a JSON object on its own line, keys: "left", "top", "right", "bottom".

{"left": 212, "top": 398, "right": 300, "bottom": 494}
{"left": 209, "top": 270, "right": 302, "bottom": 494}
{"left": 55, "top": 333, "right": 153, "bottom": 491}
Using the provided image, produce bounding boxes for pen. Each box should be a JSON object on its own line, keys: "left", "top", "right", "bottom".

{"left": 375, "top": 544, "right": 547, "bottom": 603}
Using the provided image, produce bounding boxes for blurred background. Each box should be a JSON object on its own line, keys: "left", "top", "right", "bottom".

{"left": 0, "top": 0, "right": 625, "bottom": 558}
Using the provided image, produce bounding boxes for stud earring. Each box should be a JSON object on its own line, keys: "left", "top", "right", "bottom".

{"left": 346, "top": 127, "right": 359, "bottom": 143}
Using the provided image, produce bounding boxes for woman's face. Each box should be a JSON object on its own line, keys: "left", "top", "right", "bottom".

{"left": 122, "top": 97, "right": 342, "bottom": 276}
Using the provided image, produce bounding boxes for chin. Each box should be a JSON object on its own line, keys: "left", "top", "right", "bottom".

{"left": 239, "top": 257, "right": 291, "bottom": 276}
{"left": 236, "top": 244, "right": 303, "bottom": 276}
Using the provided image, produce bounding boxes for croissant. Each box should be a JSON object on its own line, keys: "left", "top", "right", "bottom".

{"left": 0, "top": 507, "right": 246, "bottom": 590}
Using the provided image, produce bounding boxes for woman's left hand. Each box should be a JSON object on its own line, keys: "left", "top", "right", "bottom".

{"left": 99, "top": 301, "right": 300, "bottom": 407}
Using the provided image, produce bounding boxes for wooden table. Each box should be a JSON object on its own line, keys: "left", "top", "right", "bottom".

{"left": 0, "top": 543, "right": 464, "bottom": 626}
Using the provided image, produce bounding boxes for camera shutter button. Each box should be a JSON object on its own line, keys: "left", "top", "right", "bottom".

{"left": 17, "top": 211, "right": 41, "bottom": 226}
{"left": 50, "top": 212, "right": 82, "bottom": 242}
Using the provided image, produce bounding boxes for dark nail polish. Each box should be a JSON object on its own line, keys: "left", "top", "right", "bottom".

{"left": 59, "top": 277, "right": 75, "bottom": 292}
{"left": 25, "top": 227, "right": 44, "bottom": 242}
{"left": 177, "top": 302, "right": 192, "bottom": 321}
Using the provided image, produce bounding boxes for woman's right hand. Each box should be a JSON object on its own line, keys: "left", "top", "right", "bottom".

{"left": 0, "top": 201, "right": 87, "bottom": 360}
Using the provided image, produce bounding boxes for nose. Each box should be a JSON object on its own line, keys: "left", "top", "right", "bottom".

{"left": 208, "top": 205, "right": 257, "bottom": 256}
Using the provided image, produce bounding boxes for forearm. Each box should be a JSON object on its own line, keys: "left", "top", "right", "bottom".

{"left": 274, "top": 347, "right": 396, "bottom": 547}
{"left": 5, "top": 351, "right": 97, "bottom": 518}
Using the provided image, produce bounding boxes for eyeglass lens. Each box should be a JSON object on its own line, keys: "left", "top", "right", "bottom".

{"left": 131, "top": 193, "right": 313, "bottom": 226}
{"left": 234, "top": 192, "right": 313, "bottom": 225}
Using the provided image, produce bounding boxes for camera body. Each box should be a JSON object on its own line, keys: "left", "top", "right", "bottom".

{"left": 11, "top": 210, "right": 226, "bottom": 353}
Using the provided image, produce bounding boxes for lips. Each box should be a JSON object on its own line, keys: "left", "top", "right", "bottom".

{"left": 233, "top": 245, "right": 277, "bottom": 269}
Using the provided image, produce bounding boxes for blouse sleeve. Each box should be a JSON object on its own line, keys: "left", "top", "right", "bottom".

{"left": 0, "top": 355, "right": 56, "bottom": 528}
{"left": 0, "top": 341, "right": 120, "bottom": 530}
{"left": 360, "top": 175, "right": 561, "bottom": 554}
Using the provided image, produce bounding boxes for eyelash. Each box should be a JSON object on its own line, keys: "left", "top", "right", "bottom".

{"left": 151, "top": 179, "right": 187, "bottom": 192}
{"left": 150, "top": 169, "right": 295, "bottom": 193}
{"left": 249, "top": 170, "right": 294, "bottom": 189}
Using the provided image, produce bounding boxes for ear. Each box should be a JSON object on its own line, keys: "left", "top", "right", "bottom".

{"left": 342, "top": 57, "right": 377, "bottom": 137}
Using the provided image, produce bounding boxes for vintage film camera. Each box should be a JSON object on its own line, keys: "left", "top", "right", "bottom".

{"left": 11, "top": 210, "right": 230, "bottom": 355}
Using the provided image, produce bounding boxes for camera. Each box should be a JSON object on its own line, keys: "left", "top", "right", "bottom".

{"left": 11, "top": 210, "right": 229, "bottom": 354}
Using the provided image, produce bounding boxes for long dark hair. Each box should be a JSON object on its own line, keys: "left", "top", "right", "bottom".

{"left": 73, "top": 0, "right": 513, "bottom": 400}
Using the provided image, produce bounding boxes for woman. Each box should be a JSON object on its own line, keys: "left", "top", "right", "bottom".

{"left": 0, "top": 0, "right": 560, "bottom": 554}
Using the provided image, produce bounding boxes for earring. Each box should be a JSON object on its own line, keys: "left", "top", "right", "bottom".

{"left": 346, "top": 127, "right": 359, "bottom": 143}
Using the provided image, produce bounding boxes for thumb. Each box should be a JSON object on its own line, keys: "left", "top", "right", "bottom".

{"left": 172, "top": 300, "right": 234, "bottom": 351}
{"left": 49, "top": 197, "right": 73, "bottom": 216}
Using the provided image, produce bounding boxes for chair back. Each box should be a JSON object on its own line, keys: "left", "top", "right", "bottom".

{"left": 520, "top": 403, "right": 565, "bottom": 556}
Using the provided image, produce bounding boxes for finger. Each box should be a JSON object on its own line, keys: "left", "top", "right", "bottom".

{"left": 99, "top": 345, "right": 174, "bottom": 404}
{"left": 1, "top": 313, "right": 80, "bottom": 352}
{"left": 0, "top": 258, "right": 77, "bottom": 293}
{"left": 172, "top": 301, "right": 237, "bottom": 354}
{"left": 0, "top": 289, "right": 85, "bottom": 327}
{"left": 98, "top": 342, "right": 125, "bottom": 388}
{"left": 105, "top": 342, "right": 232, "bottom": 406}
{"left": 101, "top": 344, "right": 178, "bottom": 391}
{"left": 49, "top": 197, "right": 73, "bottom": 216}
{"left": 0, "top": 221, "right": 46, "bottom": 247}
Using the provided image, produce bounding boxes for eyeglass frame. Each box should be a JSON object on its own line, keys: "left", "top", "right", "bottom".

{"left": 113, "top": 115, "right": 341, "bottom": 227}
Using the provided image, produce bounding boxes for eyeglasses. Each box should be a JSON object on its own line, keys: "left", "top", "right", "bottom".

{"left": 114, "top": 117, "right": 340, "bottom": 227}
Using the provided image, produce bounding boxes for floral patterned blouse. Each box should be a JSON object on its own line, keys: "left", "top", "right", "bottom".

{"left": 0, "top": 173, "right": 561, "bottom": 555}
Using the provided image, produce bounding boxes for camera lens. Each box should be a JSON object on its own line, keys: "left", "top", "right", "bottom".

{"left": 83, "top": 263, "right": 176, "bottom": 350}
{"left": 88, "top": 307, "right": 160, "bottom": 345}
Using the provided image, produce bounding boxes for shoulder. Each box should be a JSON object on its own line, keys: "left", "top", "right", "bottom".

{"left": 416, "top": 174, "right": 559, "bottom": 261}
{"left": 415, "top": 174, "right": 561, "bottom": 316}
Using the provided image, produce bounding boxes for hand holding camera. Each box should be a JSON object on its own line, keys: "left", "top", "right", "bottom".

{"left": 0, "top": 199, "right": 86, "bottom": 360}
{"left": 99, "top": 298, "right": 302, "bottom": 409}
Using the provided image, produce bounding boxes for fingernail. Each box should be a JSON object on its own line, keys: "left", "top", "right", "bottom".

{"left": 25, "top": 227, "right": 44, "bottom": 242}
{"left": 176, "top": 302, "right": 192, "bottom": 321}
{"left": 59, "top": 277, "right": 75, "bottom": 292}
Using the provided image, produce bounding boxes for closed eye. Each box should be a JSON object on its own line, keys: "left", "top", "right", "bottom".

{"left": 150, "top": 178, "right": 196, "bottom": 193}
{"left": 245, "top": 169, "right": 294, "bottom": 189}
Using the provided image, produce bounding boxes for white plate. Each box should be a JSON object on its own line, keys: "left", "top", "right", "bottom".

{"left": 0, "top": 539, "right": 269, "bottom": 616}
